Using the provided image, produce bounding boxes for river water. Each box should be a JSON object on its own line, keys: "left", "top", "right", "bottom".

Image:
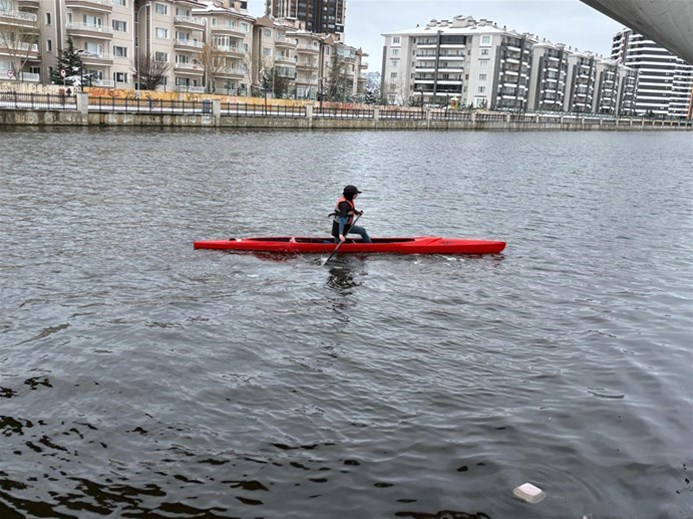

{"left": 1, "top": 128, "right": 692, "bottom": 519}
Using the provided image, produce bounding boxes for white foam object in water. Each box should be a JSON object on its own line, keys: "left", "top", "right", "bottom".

{"left": 513, "top": 482, "right": 546, "bottom": 503}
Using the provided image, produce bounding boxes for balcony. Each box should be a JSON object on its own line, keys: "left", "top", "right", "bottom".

{"left": 1, "top": 41, "right": 40, "bottom": 58}
{"left": 215, "top": 66, "right": 245, "bottom": 78}
{"left": 211, "top": 23, "right": 244, "bottom": 37}
{"left": 91, "top": 78, "right": 114, "bottom": 87}
{"left": 174, "top": 15, "right": 205, "bottom": 29}
{"left": 17, "top": 0, "right": 40, "bottom": 8}
{"left": 217, "top": 44, "right": 244, "bottom": 57}
{"left": 66, "top": 22, "right": 113, "bottom": 39}
{"left": 65, "top": 0, "right": 112, "bottom": 12}
{"left": 275, "top": 37, "right": 294, "bottom": 49}
{"left": 15, "top": 71, "right": 40, "bottom": 82}
{"left": 0, "top": 9, "right": 38, "bottom": 28}
{"left": 274, "top": 55, "right": 294, "bottom": 65}
{"left": 173, "top": 62, "right": 203, "bottom": 74}
{"left": 295, "top": 61, "right": 316, "bottom": 71}
{"left": 81, "top": 51, "right": 113, "bottom": 64}
{"left": 174, "top": 38, "right": 203, "bottom": 50}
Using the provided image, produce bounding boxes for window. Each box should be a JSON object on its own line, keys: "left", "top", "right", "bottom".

{"left": 113, "top": 72, "right": 128, "bottom": 83}
{"left": 46, "top": 40, "right": 52, "bottom": 52}
{"left": 478, "top": 85, "right": 486, "bottom": 93}
{"left": 479, "top": 73, "right": 487, "bottom": 81}
{"left": 263, "top": 47, "right": 271, "bottom": 57}
{"left": 114, "top": 46, "right": 127, "bottom": 57}
{"left": 85, "top": 42, "right": 103, "bottom": 56}
{"left": 156, "top": 27, "right": 169, "bottom": 39}
{"left": 392, "top": 36, "right": 400, "bottom": 45}
{"left": 155, "top": 51, "right": 168, "bottom": 62}
{"left": 85, "top": 15, "right": 103, "bottom": 26}
{"left": 478, "top": 59, "right": 489, "bottom": 68}
{"left": 389, "top": 59, "right": 398, "bottom": 68}
{"left": 112, "top": 20, "right": 127, "bottom": 31}
{"left": 481, "top": 35, "right": 491, "bottom": 45}
{"left": 480, "top": 48, "right": 489, "bottom": 56}
{"left": 264, "top": 28, "right": 272, "bottom": 37}
{"left": 390, "top": 72, "right": 397, "bottom": 79}
{"left": 113, "top": 0, "right": 126, "bottom": 5}
{"left": 176, "top": 7, "right": 188, "bottom": 16}
{"left": 155, "top": 3, "right": 167, "bottom": 14}
{"left": 241, "top": 22, "right": 249, "bottom": 33}
{"left": 45, "top": 12, "right": 51, "bottom": 24}
{"left": 176, "top": 55, "right": 190, "bottom": 64}
{"left": 391, "top": 48, "right": 399, "bottom": 57}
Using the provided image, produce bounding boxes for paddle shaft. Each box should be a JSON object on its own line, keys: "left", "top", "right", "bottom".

{"left": 324, "top": 212, "right": 362, "bottom": 263}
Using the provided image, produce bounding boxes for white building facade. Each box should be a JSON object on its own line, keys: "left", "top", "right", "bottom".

{"left": 611, "top": 28, "right": 693, "bottom": 118}
{"left": 382, "top": 15, "right": 639, "bottom": 115}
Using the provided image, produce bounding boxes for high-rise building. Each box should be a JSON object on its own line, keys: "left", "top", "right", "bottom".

{"left": 265, "top": 0, "right": 345, "bottom": 39}
{"left": 611, "top": 29, "right": 693, "bottom": 118}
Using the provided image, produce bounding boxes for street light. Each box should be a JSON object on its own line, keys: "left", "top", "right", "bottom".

{"left": 135, "top": 2, "right": 150, "bottom": 94}
{"left": 318, "top": 76, "right": 325, "bottom": 110}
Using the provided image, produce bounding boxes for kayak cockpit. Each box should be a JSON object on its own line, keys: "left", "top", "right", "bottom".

{"left": 240, "top": 237, "right": 419, "bottom": 244}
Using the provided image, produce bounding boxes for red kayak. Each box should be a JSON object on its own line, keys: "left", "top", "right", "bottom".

{"left": 193, "top": 236, "right": 506, "bottom": 255}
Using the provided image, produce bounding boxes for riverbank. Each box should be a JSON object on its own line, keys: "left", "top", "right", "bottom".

{"left": 1, "top": 92, "right": 690, "bottom": 131}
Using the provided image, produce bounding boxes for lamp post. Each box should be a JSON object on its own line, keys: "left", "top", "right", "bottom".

{"left": 318, "top": 76, "right": 324, "bottom": 110}
{"left": 135, "top": 2, "right": 150, "bottom": 94}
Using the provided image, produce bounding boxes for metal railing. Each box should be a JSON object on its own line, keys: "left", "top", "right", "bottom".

{"left": 315, "top": 107, "right": 375, "bottom": 119}
{"left": 379, "top": 109, "right": 425, "bottom": 120}
{"left": 0, "top": 92, "right": 77, "bottom": 110}
{"left": 2, "top": 93, "right": 692, "bottom": 129}
{"left": 221, "top": 102, "right": 305, "bottom": 117}
{"left": 88, "top": 97, "right": 210, "bottom": 114}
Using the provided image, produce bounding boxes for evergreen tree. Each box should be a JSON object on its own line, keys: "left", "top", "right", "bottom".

{"left": 50, "top": 37, "right": 84, "bottom": 86}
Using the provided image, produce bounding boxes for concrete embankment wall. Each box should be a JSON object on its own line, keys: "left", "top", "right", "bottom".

{"left": 1, "top": 106, "right": 690, "bottom": 132}
{"left": 2, "top": 111, "right": 689, "bottom": 131}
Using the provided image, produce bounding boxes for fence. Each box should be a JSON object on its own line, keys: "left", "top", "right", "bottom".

{"left": 0, "top": 92, "right": 77, "bottom": 110}
{"left": 1, "top": 93, "right": 692, "bottom": 129}
{"left": 88, "top": 96, "right": 209, "bottom": 114}
{"left": 221, "top": 102, "right": 305, "bottom": 117}
{"left": 315, "top": 107, "right": 375, "bottom": 119}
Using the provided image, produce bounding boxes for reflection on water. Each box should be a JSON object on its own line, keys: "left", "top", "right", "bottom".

{"left": 1, "top": 129, "right": 692, "bottom": 519}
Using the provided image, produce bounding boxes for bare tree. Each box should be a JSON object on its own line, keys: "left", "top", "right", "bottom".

{"left": 0, "top": 21, "right": 40, "bottom": 81}
{"left": 198, "top": 43, "right": 225, "bottom": 93}
{"left": 326, "top": 52, "right": 350, "bottom": 102}
{"left": 133, "top": 54, "right": 171, "bottom": 91}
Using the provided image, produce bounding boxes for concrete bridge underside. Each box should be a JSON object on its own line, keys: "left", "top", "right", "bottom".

{"left": 580, "top": 0, "right": 693, "bottom": 63}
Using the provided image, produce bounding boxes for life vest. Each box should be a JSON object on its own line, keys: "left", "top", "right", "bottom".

{"left": 331, "top": 196, "right": 356, "bottom": 225}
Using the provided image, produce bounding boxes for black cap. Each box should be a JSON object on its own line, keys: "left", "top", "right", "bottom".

{"left": 343, "top": 185, "right": 362, "bottom": 195}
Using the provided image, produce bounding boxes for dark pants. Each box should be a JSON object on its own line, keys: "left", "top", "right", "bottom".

{"left": 331, "top": 223, "right": 372, "bottom": 243}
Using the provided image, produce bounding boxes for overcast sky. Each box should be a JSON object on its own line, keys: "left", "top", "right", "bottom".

{"left": 245, "top": 0, "right": 625, "bottom": 71}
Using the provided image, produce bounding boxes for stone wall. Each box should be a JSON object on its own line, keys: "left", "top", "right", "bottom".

{"left": 0, "top": 105, "right": 691, "bottom": 131}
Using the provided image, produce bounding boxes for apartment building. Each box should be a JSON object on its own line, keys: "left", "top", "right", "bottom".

{"left": 612, "top": 28, "right": 693, "bottom": 118}
{"left": 382, "top": 16, "right": 534, "bottom": 109}
{"left": 2, "top": 0, "right": 366, "bottom": 98}
{"left": 382, "top": 15, "right": 639, "bottom": 115}
{"left": 251, "top": 15, "right": 296, "bottom": 93}
{"left": 0, "top": 0, "right": 41, "bottom": 81}
{"left": 193, "top": 0, "right": 254, "bottom": 94}
{"left": 265, "top": 0, "right": 345, "bottom": 40}
{"left": 528, "top": 42, "right": 569, "bottom": 112}
{"left": 289, "top": 27, "right": 320, "bottom": 98}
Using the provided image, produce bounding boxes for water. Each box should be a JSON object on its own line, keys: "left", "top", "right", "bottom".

{"left": 1, "top": 128, "right": 692, "bottom": 519}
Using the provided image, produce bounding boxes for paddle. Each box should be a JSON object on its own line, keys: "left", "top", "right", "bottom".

{"left": 323, "top": 212, "right": 362, "bottom": 265}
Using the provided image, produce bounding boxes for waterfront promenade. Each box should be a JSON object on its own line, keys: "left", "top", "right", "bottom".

{"left": 1, "top": 91, "right": 691, "bottom": 131}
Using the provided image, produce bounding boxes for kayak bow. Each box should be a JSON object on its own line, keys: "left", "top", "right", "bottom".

{"left": 193, "top": 236, "right": 506, "bottom": 255}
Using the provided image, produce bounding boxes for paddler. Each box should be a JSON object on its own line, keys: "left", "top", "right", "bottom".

{"left": 331, "top": 185, "right": 372, "bottom": 244}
